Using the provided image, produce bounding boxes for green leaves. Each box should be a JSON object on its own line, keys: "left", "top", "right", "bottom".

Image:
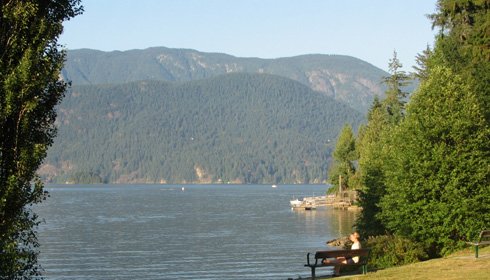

{"left": 379, "top": 66, "right": 490, "bottom": 256}
{"left": 356, "top": 1, "right": 490, "bottom": 259}
{"left": 0, "top": 1, "right": 82, "bottom": 277}
{"left": 365, "top": 235, "right": 428, "bottom": 269}
{"left": 355, "top": 52, "right": 411, "bottom": 237}
{"left": 327, "top": 124, "right": 356, "bottom": 192}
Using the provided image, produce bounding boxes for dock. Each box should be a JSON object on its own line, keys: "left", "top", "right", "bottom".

{"left": 290, "top": 195, "right": 329, "bottom": 210}
{"left": 291, "top": 192, "right": 361, "bottom": 211}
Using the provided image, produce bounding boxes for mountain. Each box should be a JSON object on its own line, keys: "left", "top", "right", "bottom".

{"left": 40, "top": 73, "right": 364, "bottom": 184}
{"left": 62, "top": 47, "right": 388, "bottom": 113}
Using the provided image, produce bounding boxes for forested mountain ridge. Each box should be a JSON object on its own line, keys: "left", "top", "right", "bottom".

{"left": 39, "top": 73, "right": 364, "bottom": 184}
{"left": 62, "top": 47, "right": 388, "bottom": 113}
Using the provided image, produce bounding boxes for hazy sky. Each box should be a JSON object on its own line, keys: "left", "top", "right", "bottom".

{"left": 60, "top": 0, "right": 438, "bottom": 72}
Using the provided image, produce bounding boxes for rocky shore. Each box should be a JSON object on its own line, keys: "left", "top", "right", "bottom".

{"left": 326, "top": 236, "right": 352, "bottom": 249}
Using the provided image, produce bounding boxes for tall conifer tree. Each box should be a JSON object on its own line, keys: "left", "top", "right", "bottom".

{"left": 355, "top": 52, "right": 410, "bottom": 237}
{"left": 382, "top": 51, "right": 410, "bottom": 124}
{"left": 327, "top": 124, "right": 356, "bottom": 193}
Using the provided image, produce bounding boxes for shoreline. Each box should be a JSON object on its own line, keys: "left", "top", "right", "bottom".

{"left": 326, "top": 236, "right": 351, "bottom": 249}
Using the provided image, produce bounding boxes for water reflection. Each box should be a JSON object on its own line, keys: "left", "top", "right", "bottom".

{"left": 292, "top": 207, "right": 357, "bottom": 243}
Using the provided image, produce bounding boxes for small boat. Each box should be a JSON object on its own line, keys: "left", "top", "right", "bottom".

{"left": 290, "top": 198, "right": 302, "bottom": 208}
{"left": 272, "top": 184, "right": 277, "bottom": 188}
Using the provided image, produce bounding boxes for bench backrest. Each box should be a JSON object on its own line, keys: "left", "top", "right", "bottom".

{"left": 314, "top": 249, "right": 370, "bottom": 262}
{"left": 479, "top": 230, "right": 490, "bottom": 242}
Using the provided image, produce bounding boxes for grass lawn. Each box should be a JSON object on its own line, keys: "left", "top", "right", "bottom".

{"left": 344, "top": 245, "right": 490, "bottom": 280}
{"left": 296, "top": 246, "right": 489, "bottom": 280}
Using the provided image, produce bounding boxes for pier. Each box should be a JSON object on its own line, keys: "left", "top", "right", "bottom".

{"left": 290, "top": 195, "right": 326, "bottom": 210}
{"left": 291, "top": 191, "right": 361, "bottom": 211}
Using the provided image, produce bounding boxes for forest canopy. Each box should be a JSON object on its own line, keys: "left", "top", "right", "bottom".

{"left": 41, "top": 73, "right": 364, "bottom": 184}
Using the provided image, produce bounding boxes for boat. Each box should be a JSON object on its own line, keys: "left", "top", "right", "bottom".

{"left": 290, "top": 198, "right": 302, "bottom": 208}
{"left": 272, "top": 184, "right": 277, "bottom": 188}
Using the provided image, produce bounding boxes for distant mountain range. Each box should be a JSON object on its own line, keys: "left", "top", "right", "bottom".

{"left": 38, "top": 47, "right": 394, "bottom": 184}
{"left": 62, "top": 47, "right": 389, "bottom": 113}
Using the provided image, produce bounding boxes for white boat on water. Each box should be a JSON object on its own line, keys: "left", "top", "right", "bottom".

{"left": 290, "top": 198, "right": 302, "bottom": 207}
{"left": 272, "top": 184, "right": 277, "bottom": 188}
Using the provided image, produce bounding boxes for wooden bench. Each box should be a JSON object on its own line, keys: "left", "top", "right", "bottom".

{"left": 305, "top": 249, "right": 370, "bottom": 279}
{"left": 467, "top": 230, "right": 490, "bottom": 258}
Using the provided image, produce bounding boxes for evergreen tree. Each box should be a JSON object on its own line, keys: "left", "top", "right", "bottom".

{"left": 374, "top": 0, "right": 490, "bottom": 256}
{"left": 379, "top": 66, "right": 490, "bottom": 256}
{"left": 412, "top": 45, "right": 432, "bottom": 81}
{"left": 327, "top": 124, "right": 356, "bottom": 193}
{"left": 382, "top": 51, "right": 410, "bottom": 124}
{"left": 355, "top": 52, "right": 410, "bottom": 237}
{"left": 0, "top": 1, "right": 82, "bottom": 277}
{"left": 429, "top": 0, "right": 490, "bottom": 122}
{"left": 354, "top": 98, "right": 390, "bottom": 237}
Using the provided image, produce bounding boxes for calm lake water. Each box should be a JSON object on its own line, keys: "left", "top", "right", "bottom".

{"left": 36, "top": 184, "right": 357, "bottom": 279}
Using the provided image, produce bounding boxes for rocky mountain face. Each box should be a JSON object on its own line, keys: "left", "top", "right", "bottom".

{"left": 63, "top": 47, "right": 388, "bottom": 113}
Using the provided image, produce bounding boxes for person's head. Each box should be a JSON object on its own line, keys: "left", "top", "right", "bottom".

{"left": 349, "top": 231, "right": 360, "bottom": 242}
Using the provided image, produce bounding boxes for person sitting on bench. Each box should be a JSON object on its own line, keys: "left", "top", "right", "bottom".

{"left": 323, "top": 231, "right": 361, "bottom": 276}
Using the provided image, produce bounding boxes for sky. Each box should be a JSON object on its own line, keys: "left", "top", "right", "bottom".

{"left": 60, "top": 0, "right": 439, "bottom": 72}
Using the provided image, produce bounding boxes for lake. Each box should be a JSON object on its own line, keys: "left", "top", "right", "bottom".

{"left": 36, "top": 184, "right": 357, "bottom": 279}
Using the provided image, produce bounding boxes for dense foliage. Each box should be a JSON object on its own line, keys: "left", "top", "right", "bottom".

{"left": 364, "top": 235, "right": 428, "bottom": 269}
{"left": 62, "top": 48, "right": 389, "bottom": 113}
{"left": 355, "top": 0, "right": 490, "bottom": 260}
{"left": 355, "top": 53, "right": 409, "bottom": 237}
{"left": 327, "top": 124, "right": 356, "bottom": 193}
{"left": 0, "top": 0, "right": 82, "bottom": 277}
{"left": 379, "top": 66, "right": 490, "bottom": 256}
{"left": 40, "top": 73, "right": 364, "bottom": 184}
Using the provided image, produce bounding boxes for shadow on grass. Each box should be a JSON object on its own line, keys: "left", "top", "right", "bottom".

{"left": 289, "top": 267, "right": 372, "bottom": 280}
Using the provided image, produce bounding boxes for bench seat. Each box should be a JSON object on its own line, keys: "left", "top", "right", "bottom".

{"left": 305, "top": 248, "right": 370, "bottom": 279}
{"left": 466, "top": 230, "right": 490, "bottom": 258}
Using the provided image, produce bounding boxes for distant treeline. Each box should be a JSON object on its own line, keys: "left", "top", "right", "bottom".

{"left": 42, "top": 73, "right": 364, "bottom": 184}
